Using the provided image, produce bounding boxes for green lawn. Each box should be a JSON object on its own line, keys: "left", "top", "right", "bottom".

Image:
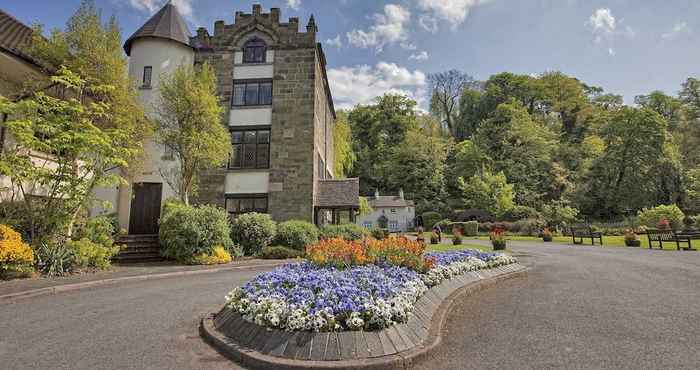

{"left": 471, "top": 235, "right": 696, "bottom": 251}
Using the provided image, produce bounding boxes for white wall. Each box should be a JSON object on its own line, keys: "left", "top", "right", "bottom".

{"left": 229, "top": 107, "right": 272, "bottom": 126}
{"left": 357, "top": 206, "right": 416, "bottom": 232}
{"left": 111, "top": 38, "right": 195, "bottom": 231}
{"left": 225, "top": 172, "right": 269, "bottom": 194}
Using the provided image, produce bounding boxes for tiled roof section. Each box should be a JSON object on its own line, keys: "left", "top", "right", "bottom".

{"left": 123, "top": 2, "right": 191, "bottom": 56}
{"left": 368, "top": 196, "right": 415, "bottom": 208}
{"left": 0, "top": 8, "right": 34, "bottom": 58}
{"left": 317, "top": 178, "right": 360, "bottom": 208}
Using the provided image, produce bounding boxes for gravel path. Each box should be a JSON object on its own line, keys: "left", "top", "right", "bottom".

{"left": 416, "top": 241, "right": 700, "bottom": 369}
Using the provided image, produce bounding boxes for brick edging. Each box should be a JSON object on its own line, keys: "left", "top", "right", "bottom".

{"left": 200, "top": 264, "right": 529, "bottom": 370}
{"left": 0, "top": 260, "right": 290, "bottom": 304}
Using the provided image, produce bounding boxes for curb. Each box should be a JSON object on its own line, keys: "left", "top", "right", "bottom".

{"left": 200, "top": 265, "right": 529, "bottom": 370}
{"left": 0, "top": 260, "right": 289, "bottom": 304}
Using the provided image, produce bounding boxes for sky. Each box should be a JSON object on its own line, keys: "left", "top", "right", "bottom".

{"left": 3, "top": 0, "right": 700, "bottom": 110}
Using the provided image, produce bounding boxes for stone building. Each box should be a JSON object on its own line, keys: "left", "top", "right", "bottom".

{"left": 107, "top": 3, "right": 359, "bottom": 234}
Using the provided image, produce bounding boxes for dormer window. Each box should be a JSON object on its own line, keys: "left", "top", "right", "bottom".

{"left": 243, "top": 38, "right": 267, "bottom": 63}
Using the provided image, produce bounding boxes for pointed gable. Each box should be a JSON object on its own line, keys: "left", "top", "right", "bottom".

{"left": 123, "top": 2, "right": 191, "bottom": 56}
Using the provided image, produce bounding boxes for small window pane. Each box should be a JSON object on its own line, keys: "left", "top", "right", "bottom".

{"left": 245, "top": 83, "right": 259, "bottom": 105}
{"left": 258, "top": 130, "right": 270, "bottom": 144}
{"left": 257, "top": 143, "right": 269, "bottom": 168}
{"left": 231, "top": 131, "right": 243, "bottom": 144}
{"left": 244, "top": 47, "right": 256, "bottom": 63}
{"left": 230, "top": 144, "right": 242, "bottom": 168}
{"left": 254, "top": 197, "right": 268, "bottom": 212}
{"left": 226, "top": 199, "right": 240, "bottom": 213}
{"left": 244, "top": 131, "right": 256, "bottom": 143}
{"left": 243, "top": 144, "right": 257, "bottom": 168}
{"left": 259, "top": 82, "right": 272, "bottom": 105}
{"left": 143, "top": 66, "right": 152, "bottom": 87}
{"left": 240, "top": 199, "right": 254, "bottom": 212}
{"left": 232, "top": 84, "right": 245, "bottom": 106}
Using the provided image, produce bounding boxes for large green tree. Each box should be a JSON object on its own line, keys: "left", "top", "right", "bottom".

{"left": 155, "top": 63, "right": 229, "bottom": 205}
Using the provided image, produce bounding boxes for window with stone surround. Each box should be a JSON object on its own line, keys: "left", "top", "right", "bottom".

{"left": 232, "top": 79, "right": 273, "bottom": 107}
{"left": 229, "top": 128, "right": 270, "bottom": 169}
{"left": 242, "top": 38, "right": 267, "bottom": 63}
{"left": 226, "top": 195, "right": 268, "bottom": 216}
{"left": 142, "top": 66, "right": 152, "bottom": 88}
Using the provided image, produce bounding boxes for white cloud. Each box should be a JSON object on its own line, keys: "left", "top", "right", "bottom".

{"left": 286, "top": 0, "right": 301, "bottom": 10}
{"left": 418, "top": 15, "right": 438, "bottom": 33}
{"left": 400, "top": 42, "right": 417, "bottom": 50}
{"left": 409, "top": 51, "right": 429, "bottom": 61}
{"left": 347, "top": 4, "right": 411, "bottom": 51}
{"left": 588, "top": 8, "right": 616, "bottom": 35}
{"left": 126, "top": 0, "right": 194, "bottom": 23}
{"left": 662, "top": 21, "right": 691, "bottom": 40}
{"left": 608, "top": 48, "right": 616, "bottom": 56}
{"left": 326, "top": 35, "right": 343, "bottom": 48}
{"left": 417, "top": 0, "right": 491, "bottom": 31}
{"left": 328, "top": 62, "right": 427, "bottom": 109}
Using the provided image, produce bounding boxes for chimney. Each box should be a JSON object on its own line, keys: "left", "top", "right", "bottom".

{"left": 270, "top": 8, "right": 280, "bottom": 23}
{"left": 252, "top": 4, "right": 262, "bottom": 16}
{"left": 399, "top": 189, "right": 404, "bottom": 200}
{"left": 289, "top": 17, "right": 299, "bottom": 32}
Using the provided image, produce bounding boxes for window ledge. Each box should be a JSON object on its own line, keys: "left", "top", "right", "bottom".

{"left": 235, "top": 62, "right": 273, "bottom": 67}
{"left": 231, "top": 105, "right": 273, "bottom": 110}
{"left": 226, "top": 168, "right": 270, "bottom": 173}
{"left": 139, "top": 85, "right": 152, "bottom": 90}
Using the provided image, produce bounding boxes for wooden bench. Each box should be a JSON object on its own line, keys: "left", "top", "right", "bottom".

{"left": 569, "top": 226, "right": 603, "bottom": 245}
{"left": 646, "top": 229, "right": 695, "bottom": 251}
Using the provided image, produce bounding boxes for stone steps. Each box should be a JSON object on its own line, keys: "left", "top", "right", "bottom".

{"left": 113, "top": 234, "right": 163, "bottom": 263}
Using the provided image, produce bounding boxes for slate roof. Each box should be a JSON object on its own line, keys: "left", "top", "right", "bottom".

{"left": 123, "top": 2, "right": 191, "bottom": 56}
{"left": 317, "top": 178, "right": 360, "bottom": 208}
{"left": 0, "top": 8, "right": 36, "bottom": 62}
{"left": 367, "top": 195, "right": 415, "bottom": 208}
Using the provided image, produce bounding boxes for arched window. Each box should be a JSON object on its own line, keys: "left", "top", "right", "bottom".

{"left": 243, "top": 38, "right": 267, "bottom": 63}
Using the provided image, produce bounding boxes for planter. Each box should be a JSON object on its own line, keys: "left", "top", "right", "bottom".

{"left": 430, "top": 237, "right": 439, "bottom": 245}
{"left": 492, "top": 241, "right": 507, "bottom": 251}
{"left": 453, "top": 238, "right": 462, "bottom": 245}
{"left": 625, "top": 239, "right": 641, "bottom": 247}
{"left": 542, "top": 236, "right": 553, "bottom": 242}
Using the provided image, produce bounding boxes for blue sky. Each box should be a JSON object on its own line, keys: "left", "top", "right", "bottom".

{"left": 4, "top": 0, "right": 700, "bottom": 109}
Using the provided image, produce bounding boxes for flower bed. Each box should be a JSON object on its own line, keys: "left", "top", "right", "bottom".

{"left": 225, "top": 243, "right": 517, "bottom": 332}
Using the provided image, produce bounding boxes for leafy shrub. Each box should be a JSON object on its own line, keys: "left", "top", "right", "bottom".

{"left": 275, "top": 220, "right": 318, "bottom": 251}
{"left": 230, "top": 212, "right": 277, "bottom": 255}
{"left": 541, "top": 201, "right": 579, "bottom": 229}
{"left": 370, "top": 228, "right": 390, "bottom": 240}
{"left": 35, "top": 239, "right": 74, "bottom": 277}
{"left": 637, "top": 204, "right": 685, "bottom": 230}
{"left": 435, "top": 219, "right": 452, "bottom": 231}
{"left": 160, "top": 203, "right": 236, "bottom": 262}
{"left": 190, "top": 246, "right": 232, "bottom": 265}
{"left": 319, "top": 223, "right": 368, "bottom": 241}
{"left": 261, "top": 246, "right": 304, "bottom": 260}
{"left": 514, "top": 218, "right": 546, "bottom": 236}
{"left": 422, "top": 211, "right": 443, "bottom": 229}
{"left": 502, "top": 206, "right": 541, "bottom": 222}
{"left": 463, "top": 221, "right": 478, "bottom": 236}
{"left": 0, "top": 202, "right": 33, "bottom": 240}
{"left": 0, "top": 225, "right": 34, "bottom": 278}
{"left": 67, "top": 238, "right": 119, "bottom": 270}
{"left": 478, "top": 222, "right": 494, "bottom": 233}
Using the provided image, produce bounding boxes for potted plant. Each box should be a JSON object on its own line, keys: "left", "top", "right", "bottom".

{"left": 416, "top": 231, "right": 425, "bottom": 244}
{"left": 542, "top": 228, "right": 553, "bottom": 242}
{"left": 624, "top": 229, "right": 641, "bottom": 247}
{"left": 429, "top": 232, "right": 439, "bottom": 245}
{"left": 452, "top": 229, "right": 463, "bottom": 245}
{"left": 490, "top": 226, "right": 507, "bottom": 251}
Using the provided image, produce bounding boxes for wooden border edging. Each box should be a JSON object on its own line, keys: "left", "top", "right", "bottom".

{"left": 200, "top": 264, "right": 529, "bottom": 370}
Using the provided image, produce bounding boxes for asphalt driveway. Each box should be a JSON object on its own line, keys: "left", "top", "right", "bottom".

{"left": 2, "top": 243, "right": 699, "bottom": 369}
{"left": 416, "top": 241, "right": 700, "bottom": 369}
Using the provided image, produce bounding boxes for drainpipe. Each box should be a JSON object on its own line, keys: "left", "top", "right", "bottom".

{"left": 0, "top": 113, "right": 6, "bottom": 153}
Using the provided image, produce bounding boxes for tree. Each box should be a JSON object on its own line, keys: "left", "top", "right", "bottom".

{"left": 0, "top": 67, "right": 138, "bottom": 241}
{"left": 332, "top": 111, "right": 355, "bottom": 178}
{"left": 458, "top": 171, "right": 515, "bottom": 218}
{"left": 576, "top": 107, "right": 669, "bottom": 217}
{"left": 155, "top": 63, "right": 229, "bottom": 205}
{"left": 428, "top": 70, "right": 478, "bottom": 138}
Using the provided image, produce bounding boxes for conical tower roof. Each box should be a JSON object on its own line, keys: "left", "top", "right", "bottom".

{"left": 123, "top": 2, "right": 191, "bottom": 56}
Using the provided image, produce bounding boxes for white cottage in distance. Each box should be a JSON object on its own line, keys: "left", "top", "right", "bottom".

{"left": 357, "top": 190, "right": 415, "bottom": 232}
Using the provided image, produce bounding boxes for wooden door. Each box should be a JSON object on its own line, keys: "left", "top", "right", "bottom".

{"left": 129, "top": 183, "right": 163, "bottom": 235}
